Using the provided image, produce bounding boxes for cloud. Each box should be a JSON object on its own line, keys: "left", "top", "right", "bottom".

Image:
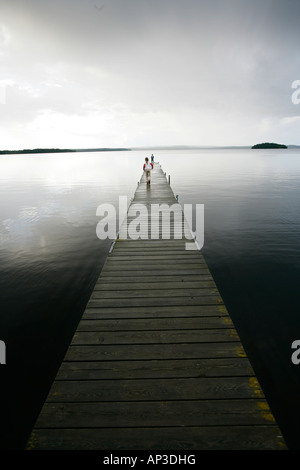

{"left": 1, "top": 0, "right": 300, "bottom": 148}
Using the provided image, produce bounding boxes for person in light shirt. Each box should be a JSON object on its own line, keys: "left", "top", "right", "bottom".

{"left": 143, "top": 157, "right": 153, "bottom": 185}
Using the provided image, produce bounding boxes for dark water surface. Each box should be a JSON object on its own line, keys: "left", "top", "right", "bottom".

{"left": 0, "top": 149, "right": 300, "bottom": 449}
{"left": 163, "top": 148, "right": 300, "bottom": 450}
{"left": 0, "top": 151, "right": 141, "bottom": 449}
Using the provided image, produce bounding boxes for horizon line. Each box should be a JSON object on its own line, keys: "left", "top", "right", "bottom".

{"left": 1, "top": 143, "right": 300, "bottom": 154}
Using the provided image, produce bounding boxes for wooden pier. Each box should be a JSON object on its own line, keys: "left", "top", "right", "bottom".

{"left": 27, "top": 163, "right": 286, "bottom": 450}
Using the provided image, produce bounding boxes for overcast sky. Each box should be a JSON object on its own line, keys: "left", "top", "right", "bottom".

{"left": 1, "top": 0, "right": 300, "bottom": 149}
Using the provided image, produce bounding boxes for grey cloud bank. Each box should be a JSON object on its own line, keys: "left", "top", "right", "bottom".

{"left": 1, "top": 0, "right": 300, "bottom": 149}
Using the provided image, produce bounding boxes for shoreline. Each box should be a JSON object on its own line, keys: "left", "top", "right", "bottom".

{"left": 0, "top": 148, "right": 131, "bottom": 155}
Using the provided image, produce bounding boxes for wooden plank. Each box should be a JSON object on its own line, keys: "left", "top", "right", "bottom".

{"left": 112, "top": 247, "right": 198, "bottom": 253}
{"left": 54, "top": 358, "right": 254, "bottom": 380}
{"left": 76, "top": 317, "right": 234, "bottom": 331}
{"left": 83, "top": 304, "right": 229, "bottom": 319}
{"left": 94, "top": 280, "right": 217, "bottom": 290}
{"left": 105, "top": 258, "right": 206, "bottom": 265}
{"left": 90, "top": 288, "right": 219, "bottom": 299}
{"left": 46, "top": 377, "right": 264, "bottom": 402}
{"left": 33, "top": 399, "right": 277, "bottom": 428}
{"left": 70, "top": 329, "right": 240, "bottom": 345}
{"left": 63, "top": 342, "right": 246, "bottom": 362}
{"left": 96, "top": 275, "right": 215, "bottom": 283}
{"left": 28, "top": 426, "right": 286, "bottom": 451}
{"left": 109, "top": 252, "right": 201, "bottom": 257}
{"left": 101, "top": 266, "right": 209, "bottom": 273}
{"left": 86, "top": 296, "right": 223, "bottom": 308}
{"left": 99, "top": 269, "right": 212, "bottom": 277}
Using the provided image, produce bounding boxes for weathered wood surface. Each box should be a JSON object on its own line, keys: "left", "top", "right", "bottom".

{"left": 27, "top": 163, "right": 286, "bottom": 450}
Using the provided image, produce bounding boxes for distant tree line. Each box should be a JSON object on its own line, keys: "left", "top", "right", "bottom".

{"left": 0, "top": 148, "right": 131, "bottom": 155}
{"left": 0, "top": 148, "right": 76, "bottom": 154}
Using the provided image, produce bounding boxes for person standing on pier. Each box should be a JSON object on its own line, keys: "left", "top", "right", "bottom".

{"left": 143, "top": 157, "right": 153, "bottom": 185}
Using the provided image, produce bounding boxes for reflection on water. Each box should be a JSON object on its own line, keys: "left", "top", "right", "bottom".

{"left": 1, "top": 149, "right": 300, "bottom": 449}
{"left": 0, "top": 151, "right": 143, "bottom": 449}
{"left": 162, "top": 149, "right": 300, "bottom": 450}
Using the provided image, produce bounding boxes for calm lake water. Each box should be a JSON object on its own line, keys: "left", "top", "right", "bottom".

{"left": 0, "top": 148, "right": 300, "bottom": 449}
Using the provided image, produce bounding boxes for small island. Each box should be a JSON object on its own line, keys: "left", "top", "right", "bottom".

{"left": 251, "top": 142, "right": 288, "bottom": 149}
